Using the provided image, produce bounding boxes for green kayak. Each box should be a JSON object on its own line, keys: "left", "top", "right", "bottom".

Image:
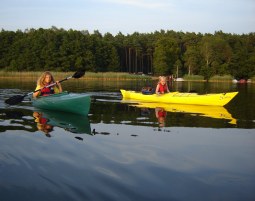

{"left": 32, "top": 91, "right": 91, "bottom": 116}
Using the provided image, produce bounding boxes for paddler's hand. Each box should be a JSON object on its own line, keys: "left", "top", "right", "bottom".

{"left": 56, "top": 81, "right": 63, "bottom": 92}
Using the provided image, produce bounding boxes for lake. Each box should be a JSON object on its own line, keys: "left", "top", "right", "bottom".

{"left": 0, "top": 78, "right": 255, "bottom": 201}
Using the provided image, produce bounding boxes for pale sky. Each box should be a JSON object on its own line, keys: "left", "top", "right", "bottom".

{"left": 1, "top": 0, "right": 254, "bottom": 35}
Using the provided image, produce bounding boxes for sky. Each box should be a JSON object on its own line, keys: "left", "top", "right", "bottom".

{"left": 1, "top": 0, "right": 255, "bottom": 35}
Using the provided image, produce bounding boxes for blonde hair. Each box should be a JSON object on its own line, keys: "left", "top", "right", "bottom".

{"left": 158, "top": 76, "right": 167, "bottom": 83}
{"left": 37, "top": 71, "right": 59, "bottom": 89}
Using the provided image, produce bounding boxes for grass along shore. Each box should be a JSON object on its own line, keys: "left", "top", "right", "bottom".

{"left": 0, "top": 71, "right": 152, "bottom": 80}
{"left": 0, "top": 71, "right": 254, "bottom": 82}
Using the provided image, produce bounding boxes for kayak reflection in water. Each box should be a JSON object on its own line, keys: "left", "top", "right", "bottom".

{"left": 155, "top": 107, "right": 167, "bottom": 127}
{"left": 33, "top": 112, "right": 53, "bottom": 137}
{"left": 141, "top": 108, "right": 150, "bottom": 116}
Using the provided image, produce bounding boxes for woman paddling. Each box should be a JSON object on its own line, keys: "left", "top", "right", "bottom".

{"left": 155, "top": 76, "right": 170, "bottom": 95}
{"left": 33, "top": 71, "right": 62, "bottom": 98}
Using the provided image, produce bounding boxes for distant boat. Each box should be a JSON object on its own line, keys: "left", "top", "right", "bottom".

{"left": 238, "top": 79, "right": 247, "bottom": 83}
{"left": 175, "top": 78, "right": 184, "bottom": 82}
{"left": 232, "top": 79, "right": 247, "bottom": 84}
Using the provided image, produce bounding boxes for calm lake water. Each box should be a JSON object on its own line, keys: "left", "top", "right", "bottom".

{"left": 0, "top": 78, "right": 255, "bottom": 201}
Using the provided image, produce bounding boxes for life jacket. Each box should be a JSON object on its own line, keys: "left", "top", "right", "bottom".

{"left": 41, "top": 85, "right": 55, "bottom": 96}
{"left": 158, "top": 83, "right": 168, "bottom": 93}
{"left": 39, "top": 117, "right": 48, "bottom": 124}
{"left": 157, "top": 109, "right": 167, "bottom": 118}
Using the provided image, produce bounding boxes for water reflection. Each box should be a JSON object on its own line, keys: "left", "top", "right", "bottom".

{"left": 1, "top": 80, "right": 254, "bottom": 128}
{"left": 33, "top": 112, "right": 53, "bottom": 137}
{"left": 33, "top": 109, "right": 91, "bottom": 135}
{"left": 0, "top": 108, "right": 91, "bottom": 137}
{"left": 155, "top": 107, "right": 167, "bottom": 127}
{"left": 122, "top": 101, "right": 237, "bottom": 126}
{"left": 0, "top": 108, "right": 36, "bottom": 132}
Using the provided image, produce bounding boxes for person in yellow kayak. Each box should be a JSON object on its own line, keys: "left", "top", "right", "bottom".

{"left": 33, "top": 71, "right": 62, "bottom": 98}
{"left": 155, "top": 76, "right": 170, "bottom": 95}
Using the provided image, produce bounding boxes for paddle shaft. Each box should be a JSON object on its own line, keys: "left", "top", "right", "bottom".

{"left": 28, "top": 75, "right": 72, "bottom": 96}
{"left": 5, "top": 71, "right": 85, "bottom": 105}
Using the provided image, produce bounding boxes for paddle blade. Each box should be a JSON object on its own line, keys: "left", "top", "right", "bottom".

{"left": 5, "top": 95, "right": 26, "bottom": 105}
{"left": 72, "top": 71, "right": 85, "bottom": 79}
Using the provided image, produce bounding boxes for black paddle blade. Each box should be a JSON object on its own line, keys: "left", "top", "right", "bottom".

{"left": 73, "top": 71, "right": 85, "bottom": 79}
{"left": 5, "top": 95, "right": 26, "bottom": 105}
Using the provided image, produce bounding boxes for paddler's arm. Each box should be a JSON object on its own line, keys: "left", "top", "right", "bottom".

{"left": 33, "top": 85, "right": 41, "bottom": 98}
{"left": 155, "top": 108, "right": 159, "bottom": 118}
{"left": 155, "top": 84, "right": 160, "bottom": 95}
{"left": 55, "top": 81, "right": 62, "bottom": 93}
{"left": 166, "top": 85, "right": 170, "bottom": 93}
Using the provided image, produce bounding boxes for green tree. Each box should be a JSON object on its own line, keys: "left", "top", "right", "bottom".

{"left": 153, "top": 37, "right": 179, "bottom": 75}
{"left": 0, "top": 28, "right": 254, "bottom": 80}
{"left": 183, "top": 45, "right": 201, "bottom": 75}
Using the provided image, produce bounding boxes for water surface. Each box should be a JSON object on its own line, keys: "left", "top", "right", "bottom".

{"left": 0, "top": 79, "right": 255, "bottom": 201}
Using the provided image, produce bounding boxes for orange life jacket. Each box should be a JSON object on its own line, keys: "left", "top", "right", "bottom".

{"left": 41, "top": 85, "right": 55, "bottom": 96}
{"left": 158, "top": 83, "right": 168, "bottom": 93}
{"left": 157, "top": 110, "right": 167, "bottom": 118}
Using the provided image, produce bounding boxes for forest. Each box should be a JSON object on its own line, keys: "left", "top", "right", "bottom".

{"left": 0, "top": 27, "right": 255, "bottom": 80}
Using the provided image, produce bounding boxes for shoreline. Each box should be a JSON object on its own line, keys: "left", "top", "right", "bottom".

{"left": 1, "top": 76, "right": 254, "bottom": 83}
{"left": 0, "top": 71, "right": 254, "bottom": 83}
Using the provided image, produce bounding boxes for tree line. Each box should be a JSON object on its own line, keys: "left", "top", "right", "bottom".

{"left": 0, "top": 27, "right": 254, "bottom": 80}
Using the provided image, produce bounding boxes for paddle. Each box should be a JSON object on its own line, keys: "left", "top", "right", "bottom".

{"left": 5, "top": 70, "right": 85, "bottom": 105}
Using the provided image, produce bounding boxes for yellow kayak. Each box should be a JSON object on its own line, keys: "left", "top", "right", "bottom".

{"left": 120, "top": 89, "right": 238, "bottom": 106}
{"left": 126, "top": 102, "right": 236, "bottom": 124}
